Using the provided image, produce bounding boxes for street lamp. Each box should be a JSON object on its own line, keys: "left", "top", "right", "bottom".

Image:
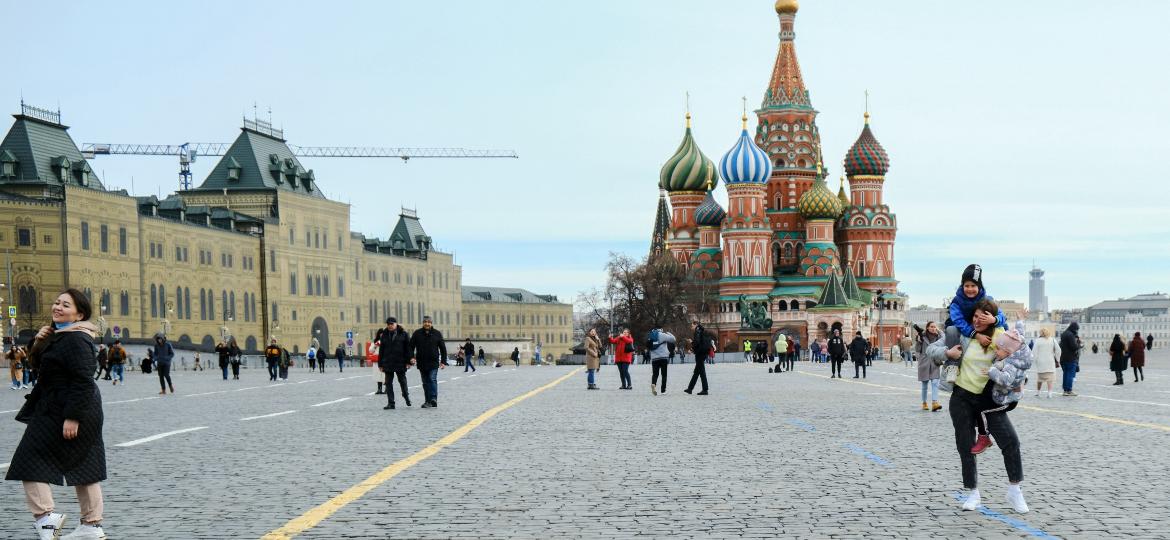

{"left": 221, "top": 306, "right": 234, "bottom": 342}
{"left": 875, "top": 290, "right": 885, "bottom": 361}
{"left": 96, "top": 303, "right": 108, "bottom": 345}
{"left": 0, "top": 282, "right": 7, "bottom": 349}
{"left": 161, "top": 301, "right": 174, "bottom": 336}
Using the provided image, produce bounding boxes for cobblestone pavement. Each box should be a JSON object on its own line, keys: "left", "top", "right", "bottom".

{"left": 1, "top": 354, "right": 1167, "bottom": 539}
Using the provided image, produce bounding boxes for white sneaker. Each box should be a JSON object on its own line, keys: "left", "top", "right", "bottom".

{"left": 35, "top": 512, "right": 66, "bottom": 540}
{"left": 961, "top": 489, "right": 981, "bottom": 511}
{"left": 61, "top": 523, "right": 106, "bottom": 539}
{"left": 1007, "top": 486, "right": 1029, "bottom": 513}
{"left": 650, "top": 383, "right": 657, "bottom": 396}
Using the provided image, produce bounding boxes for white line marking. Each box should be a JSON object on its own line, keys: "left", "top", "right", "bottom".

{"left": 240, "top": 410, "right": 298, "bottom": 421}
{"left": 364, "top": 391, "right": 375, "bottom": 396}
{"left": 183, "top": 390, "right": 228, "bottom": 398}
{"left": 451, "top": 377, "right": 461, "bottom": 380}
{"left": 311, "top": 397, "right": 351, "bottom": 407}
{"left": 297, "top": 380, "right": 313, "bottom": 384}
{"left": 334, "top": 377, "right": 346, "bottom": 381}
{"left": 114, "top": 426, "right": 209, "bottom": 447}
{"left": 0, "top": 409, "right": 17, "bottom": 414}
{"left": 105, "top": 396, "right": 161, "bottom": 404}
{"left": 1078, "top": 395, "right": 1170, "bottom": 408}
{"left": 235, "top": 386, "right": 261, "bottom": 392}
{"left": 469, "top": 374, "right": 477, "bottom": 377}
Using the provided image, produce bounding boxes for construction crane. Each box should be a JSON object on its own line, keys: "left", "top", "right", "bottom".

{"left": 82, "top": 125, "right": 519, "bottom": 190}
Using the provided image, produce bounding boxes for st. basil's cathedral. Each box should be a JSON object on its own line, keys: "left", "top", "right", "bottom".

{"left": 650, "top": 0, "right": 908, "bottom": 351}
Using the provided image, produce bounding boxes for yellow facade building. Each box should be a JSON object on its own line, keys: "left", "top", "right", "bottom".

{"left": 460, "top": 286, "right": 574, "bottom": 360}
{"left": 1, "top": 104, "right": 463, "bottom": 353}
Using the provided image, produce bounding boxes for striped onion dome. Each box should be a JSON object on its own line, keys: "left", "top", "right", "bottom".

{"left": 694, "top": 190, "right": 726, "bottom": 227}
{"left": 798, "top": 167, "right": 843, "bottom": 219}
{"left": 719, "top": 117, "right": 773, "bottom": 184}
{"left": 844, "top": 113, "right": 890, "bottom": 176}
{"left": 659, "top": 114, "right": 717, "bottom": 192}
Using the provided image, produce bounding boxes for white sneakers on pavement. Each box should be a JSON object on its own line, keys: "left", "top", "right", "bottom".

{"left": 35, "top": 513, "right": 65, "bottom": 540}
{"left": 961, "top": 489, "right": 981, "bottom": 511}
{"left": 1007, "top": 485, "right": 1029, "bottom": 513}
{"left": 61, "top": 522, "right": 106, "bottom": 539}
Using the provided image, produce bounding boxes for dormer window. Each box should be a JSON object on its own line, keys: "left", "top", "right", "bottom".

{"left": 0, "top": 150, "right": 16, "bottom": 178}
{"left": 301, "top": 169, "right": 314, "bottom": 191}
{"left": 269, "top": 154, "right": 284, "bottom": 183}
{"left": 52, "top": 156, "right": 71, "bottom": 182}
{"left": 226, "top": 157, "right": 242, "bottom": 181}
{"left": 72, "top": 161, "right": 92, "bottom": 187}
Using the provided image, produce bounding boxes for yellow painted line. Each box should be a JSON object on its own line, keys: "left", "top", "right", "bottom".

{"left": 261, "top": 368, "right": 582, "bottom": 540}
{"left": 794, "top": 369, "right": 1170, "bottom": 433}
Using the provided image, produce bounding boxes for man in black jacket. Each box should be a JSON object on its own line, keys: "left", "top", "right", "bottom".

{"left": 378, "top": 317, "right": 412, "bottom": 409}
{"left": 827, "top": 329, "right": 846, "bottom": 379}
{"left": 684, "top": 320, "right": 710, "bottom": 395}
{"left": 1059, "top": 321, "right": 1083, "bottom": 396}
{"left": 410, "top": 315, "right": 447, "bottom": 408}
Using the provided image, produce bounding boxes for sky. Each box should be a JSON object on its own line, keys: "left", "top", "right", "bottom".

{"left": 6, "top": 0, "right": 1169, "bottom": 310}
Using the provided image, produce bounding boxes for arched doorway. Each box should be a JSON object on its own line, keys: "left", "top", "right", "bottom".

{"left": 310, "top": 316, "right": 330, "bottom": 353}
{"left": 245, "top": 336, "right": 258, "bottom": 353}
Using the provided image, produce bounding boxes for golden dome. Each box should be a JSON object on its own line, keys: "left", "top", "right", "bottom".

{"left": 775, "top": 0, "right": 799, "bottom": 15}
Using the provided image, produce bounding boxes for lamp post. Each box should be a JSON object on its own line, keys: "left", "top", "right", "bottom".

{"left": 161, "top": 301, "right": 174, "bottom": 337}
{"left": 0, "top": 282, "right": 7, "bottom": 349}
{"left": 221, "top": 306, "right": 234, "bottom": 342}
{"left": 875, "top": 290, "right": 885, "bottom": 362}
{"left": 96, "top": 303, "right": 108, "bottom": 345}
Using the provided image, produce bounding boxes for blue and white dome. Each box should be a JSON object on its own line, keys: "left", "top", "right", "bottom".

{"left": 719, "top": 118, "right": 773, "bottom": 184}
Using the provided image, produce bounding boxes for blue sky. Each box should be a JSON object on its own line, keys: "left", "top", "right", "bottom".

{"left": 6, "top": 1, "right": 1168, "bottom": 309}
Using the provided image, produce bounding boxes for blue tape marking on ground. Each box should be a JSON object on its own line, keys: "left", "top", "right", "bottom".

{"left": 950, "top": 492, "right": 1061, "bottom": 539}
{"left": 786, "top": 418, "right": 816, "bottom": 432}
{"left": 734, "top": 395, "right": 746, "bottom": 401}
{"left": 757, "top": 401, "right": 774, "bottom": 412}
{"left": 843, "top": 443, "right": 894, "bottom": 468}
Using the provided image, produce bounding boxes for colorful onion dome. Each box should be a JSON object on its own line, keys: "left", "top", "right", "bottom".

{"left": 844, "top": 112, "right": 890, "bottom": 177}
{"left": 694, "top": 190, "right": 726, "bottom": 227}
{"left": 719, "top": 116, "right": 773, "bottom": 184}
{"left": 660, "top": 113, "right": 717, "bottom": 192}
{"left": 775, "top": 0, "right": 799, "bottom": 15}
{"left": 798, "top": 164, "right": 843, "bottom": 219}
{"left": 837, "top": 176, "right": 850, "bottom": 207}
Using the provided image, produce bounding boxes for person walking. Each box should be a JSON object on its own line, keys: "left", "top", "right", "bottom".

{"left": 462, "top": 339, "right": 476, "bottom": 373}
{"left": 928, "top": 300, "right": 1029, "bottom": 513}
{"left": 378, "top": 317, "right": 412, "bottom": 409}
{"left": 335, "top": 343, "right": 346, "bottom": 373}
{"left": 1059, "top": 322, "right": 1082, "bottom": 396}
{"left": 265, "top": 339, "right": 281, "bottom": 382}
{"left": 685, "top": 320, "right": 711, "bottom": 395}
{"left": 1031, "top": 328, "right": 1060, "bottom": 398}
{"left": 648, "top": 327, "right": 675, "bottom": 395}
{"left": 316, "top": 347, "right": 327, "bottom": 373}
{"left": 106, "top": 341, "right": 126, "bottom": 386}
{"left": 900, "top": 333, "right": 915, "bottom": 367}
{"left": 93, "top": 345, "right": 108, "bottom": 381}
{"left": 810, "top": 340, "right": 821, "bottom": 364}
{"left": 227, "top": 338, "right": 241, "bottom": 380}
{"left": 916, "top": 322, "right": 943, "bottom": 410}
{"left": 1108, "top": 334, "right": 1128, "bottom": 386}
{"left": 890, "top": 342, "right": 901, "bottom": 365}
{"left": 278, "top": 346, "right": 291, "bottom": 381}
{"left": 477, "top": 347, "right": 486, "bottom": 367}
{"left": 608, "top": 328, "right": 634, "bottom": 389}
{"left": 152, "top": 333, "right": 175, "bottom": 395}
{"left": 6, "top": 289, "right": 108, "bottom": 539}
{"left": 849, "top": 331, "right": 869, "bottom": 379}
{"left": 410, "top": 315, "right": 447, "bottom": 408}
{"left": 215, "top": 341, "right": 231, "bottom": 380}
{"left": 8, "top": 345, "right": 28, "bottom": 390}
{"left": 511, "top": 347, "right": 521, "bottom": 367}
{"left": 1147, "top": 334, "right": 1154, "bottom": 351}
{"left": 1130, "top": 332, "right": 1146, "bottom": 382}
{"left": 307, "top": 347, "right": 317, "bottom": 372}
{"left": 827, "top": 329, "right": 846, "bottom": 378}
{"left": 774, "top": 334, "right": 788, "bottom": 373}
{"left": 790, "top": 337, "right": 801, "bottom": 369}
{"left": 584, "top": 329, "right": 601, "bottom": 390}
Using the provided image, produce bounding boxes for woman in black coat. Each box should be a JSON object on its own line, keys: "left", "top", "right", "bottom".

{"left": 5, "top": 288, "right": 107, "bottom": 538}
{"left": 849, "top": 332, "right": 869, "bottom": 379}
{"left": 1109, "top": 334, "right": 1128, "bottom": 386}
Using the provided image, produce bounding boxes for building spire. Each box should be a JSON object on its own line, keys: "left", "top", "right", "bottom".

{"left": 762, "top": 2, "right": 810, "bottom": 110}
{"left": 650, "top": 189, "right": 672, "bottom": 257}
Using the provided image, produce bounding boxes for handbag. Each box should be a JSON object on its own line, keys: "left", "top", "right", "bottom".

{"left": 624, "top": 342, "right": 635, "bottom": 354}
{"left": 15, "top": 394, "right": 38, "bottom": 424}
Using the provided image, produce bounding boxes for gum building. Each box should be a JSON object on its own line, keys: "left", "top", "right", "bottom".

{"left": 0, "top": 103, "right": 462, "bottom": 353}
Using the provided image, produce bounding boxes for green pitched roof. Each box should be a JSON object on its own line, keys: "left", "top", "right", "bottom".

{"left": 842, "top": 265, "right": 864, "bottom": 301}
{"left": 0, "top": 114, "right": 104, "bottom": 189}
{"left": 388, "top": 210, "right": 431, "bottom": 254}
{"left": 191, "top": 127, "right": 325, "bottom": 198}
{"left": 817, "top": 269, "right": 850, "bottom": 307}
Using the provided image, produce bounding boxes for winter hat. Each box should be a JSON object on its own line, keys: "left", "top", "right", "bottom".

{"left": 385, "top": 317, "right": 397, "bottom": 324}
{"left": 995, "top": 329, "right": 1023, "bottom": 355}
{"left": 961, "top": 264, "right": 983, "bottom": 289}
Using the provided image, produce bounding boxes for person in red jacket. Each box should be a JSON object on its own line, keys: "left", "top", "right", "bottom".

{"left": 609, "top": 328, "right": 635, "bottom": 390}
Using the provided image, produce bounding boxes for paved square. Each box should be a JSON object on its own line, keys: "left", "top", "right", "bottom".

{"left": 2, "top": 356, "right": 1167, "bottom": 538}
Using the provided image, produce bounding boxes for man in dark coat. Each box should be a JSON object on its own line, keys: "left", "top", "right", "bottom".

{"left": 410, "top": 315, "right": 447, "bottom": 408}
{"left": 462, "top": 339, "right": 475, "bottom": 371}
{"left": 1148, "top": 334, "right": 1155, "bottom": 351}
{"left": 827, "top": 329, "right": 846, "bottom": 379}
{"left": 335, "top": 343, "right": 346, "bottom": 372}
{"left": 1059, "top": 322, "right": 1082, "bottom": 396}
{"left": 378, "top": 317, "right": 412, "bottom": 409}
{"left": 153, "top": 333, "right": 175, "bottom": 394}
{"left": 511, "top": 347, "right": 520, "bottom": 367}
{"left": 684, "top": 320, "right": 711, "bottom": 395}
{"left": 849, "top": 331, "right": 869, "bottom": 379}
{"left": 265, "top": 339, "right": 282, "bottom": 382}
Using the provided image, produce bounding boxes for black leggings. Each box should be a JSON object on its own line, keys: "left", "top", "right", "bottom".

{"left": 1133, "top": 366, "right": 1144, "bottom": 380}
{"left": 854, "top": 363, "right": 866, "bottom": 378}
{"left": 617, "top": 362, "right": 631, "bottom": 388}
{"left": 157, "top": 364, "right": 173, "bottom": 391}
{"left": 831, "top": 357, "right": 844, "bottom": 377}
{"left": 950, "top": 385, "right": 1023, "bottom": 489}
{"left": 231, "top": 361, "right": 240, "bottom": 378}
{"left": 651, "top": 360, "right": 668, "bottom": 392}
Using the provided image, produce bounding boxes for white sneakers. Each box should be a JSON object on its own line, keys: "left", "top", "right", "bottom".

{"left": 35, "top": 513, "right": 65, "bottom": 540}
{"left": 1007, "top": 485, "right": 1030, "bottom": 513}
{"left": 961, "top": 489, "right": 981, "bottom": 511}
{"left": 61, "top": 523, "right": 106, "bottom": 539}
{"left": 650, "top": 383, "right": 657, "bottom": 396}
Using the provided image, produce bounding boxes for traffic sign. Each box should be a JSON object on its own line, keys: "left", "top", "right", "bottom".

{"left": 346, "top": 338, "right": 354, "bottom": 346}
{"left": 113, "top": 326, "right": 121, "bottom": 334}
{"left": 7, "top": 306, "right": 14, "bottom": 318}
{"left": 346, "top": 331, "right": 354, "bottom": 340}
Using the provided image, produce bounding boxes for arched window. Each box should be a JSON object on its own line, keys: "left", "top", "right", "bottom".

{"left": 119, "top": 291, "right": 129, "bottom": 316}
{"left": 175, "top": 287, "right": 183, "bottom": 319}
{"left": 221, "top": 291, "right": 228, "bottom": 320}
{"left": 229, "top": 291, "right": 236, "bottom": 320}
{"left": 200, "top": 289, "right": 206, "bottom": 320}
{"left": 184, "top": 288, "right": 191, "bottom": 320}
{"left": 790, "top": 300, "right": 799, "bottom": 311}
{"left": 777, "top": 300, "right": 788, "bottom": 312}
{"left": 150, "top": 285, "right": 157, "bottom": 318}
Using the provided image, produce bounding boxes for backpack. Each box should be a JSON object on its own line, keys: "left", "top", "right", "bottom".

{"left": 307, "top": 348, "right": 316, "bottom": 360}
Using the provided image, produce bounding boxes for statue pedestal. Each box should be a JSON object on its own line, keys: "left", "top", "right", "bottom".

{"left": 737, "top": 328, "right": 776, "bottom": 361}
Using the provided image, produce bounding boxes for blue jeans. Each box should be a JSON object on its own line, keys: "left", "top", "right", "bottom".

{"left": 1062, "top": 362, "right": 1078, "bottom": 392}
{"left": 222, "top": 365, "right": 230, "bottom": 380}
{"left": 465, "top": 359, "right": 476, "bottom": 372}
{"left": 112, "top": 364, "right": 124, "bottom": 383}
{"left": 921, "top": 378, "right": 938, "bottom": 402}
{"left": 420, "top": 367, "right": 439, "bottom": 402}
{"left": 617, "top": 362, "right": 631, "bottom": 387}
{"left": 587, "top": 368, "right": 596, "bottom": 385}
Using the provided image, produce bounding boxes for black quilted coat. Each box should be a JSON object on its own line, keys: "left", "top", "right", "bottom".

{"left": 6, "top": 326, "right": 107, "bottom": 485}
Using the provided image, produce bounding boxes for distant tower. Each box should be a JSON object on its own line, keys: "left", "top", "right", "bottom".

{"left": 1029, "top": 266, "right": 1048, "bottom": 315}
{"left": 837, "top": 112, "right": 897, "bottom": 292}
{"left": 660, "top": 112, "right": 716, "bottom": 265}
{"left": 650, "top": 189, "right": 671, "bottom": 258}
{"left": 718, "top": 112, "right": 774, "bottom": 297}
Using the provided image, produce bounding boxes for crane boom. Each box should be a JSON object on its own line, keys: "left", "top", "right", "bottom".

{"left": 82, "top": 143, "right": 517, "bottom": 159}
